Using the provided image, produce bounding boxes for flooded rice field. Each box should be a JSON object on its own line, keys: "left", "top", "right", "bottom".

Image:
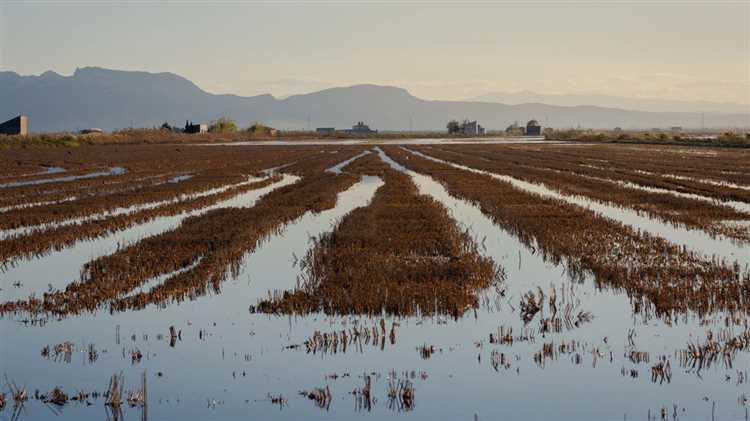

{"left": 0, "top": 142, "right": 748, "bottom": 420}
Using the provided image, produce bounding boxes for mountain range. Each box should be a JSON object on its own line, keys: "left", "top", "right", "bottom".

{"left": 471, "top": 91, "right": 749, "bottom": 115}
{"left": 1, "top": 67, "right": 748, "bottom": 133}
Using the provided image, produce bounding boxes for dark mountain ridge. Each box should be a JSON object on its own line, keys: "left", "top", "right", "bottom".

{"left": 2, "top": 67, "right": 747, "bottom": 132}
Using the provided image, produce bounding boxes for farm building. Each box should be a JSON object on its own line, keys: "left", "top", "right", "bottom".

{"left": 526, "top": 119, "right": 542, "bottom": 136}
{"left": 346, "top": 122, "right": 377, "bottom": 134}
{"left": 462, "top": 120, "right": 485, "bottom": 136}
{"left": 0, "top": 115, "right": 29, "bottom": 136}
{"left": 184, "top": 120, "right": 208, "bottom": 134}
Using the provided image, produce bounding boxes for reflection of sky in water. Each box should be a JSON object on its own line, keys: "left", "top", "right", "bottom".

{"left": 326, "top": 150, "right": 371, "bottom": 175}
{"left": 168, "top": 174, "right": 193, "bottom": 183}
{"left": 0, "top": 154, "right": 748, "bottom": 420}
{"left": 211, "top": 137, "right": 552, "bottom": 147}
{"left": 0, "top": 166, "right": 66, "bottom": 181}
{"left": 0, "top": 195, "right": 79, "bottom": 213}
{"left": 0, "top": 175, "right": 298, "bottom": 301}
{"left": 607, "top": 174, "right": 750, "bottom": 215}
{"left": 515, "top": 161, "right": 750, "bottom": 215}
{"left": 0, "top": 175, "right": 271, "bottom": 240}
{"left": 0, "top": 166, "right": 126, "bottom": 189}
{"left": 0, "top": 173, "right": 189, "bottom": 213}
{"left": 405, "top": 147, "right": 750, "bottom": 268}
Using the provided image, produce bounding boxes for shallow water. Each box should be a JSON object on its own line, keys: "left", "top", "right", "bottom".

{"left": 632, "top": 169, "right": 750, "bottom": 192}
{"left": 121, "top": 258, "right": 205, "bottom": 300}
{"left": 0, "top": 166, "right": 66, "bottom": 180}
{"left": 0, "top": 175, "right": 271, "bottom": 240}
{"left": 615, "top": 178, "right": 750, "bottom": 215}
{"left": 43, "top": 166, "right": 67, "bottom": 175}
{"left": 326, "top": 151, "right": 371, "bottom": 174}
{"left": 0, "top": 173, "right": 195, "bottom": 214}
{"left": 0, "top": 166, "right": 126, "bottom": 189}
{"left": 168, "top": 174, "right": 193, "bottom": 183}
{"left": 404, "top": 148, "right": 750, "bottom": 268}
{"left": 0, "top": 195, "right": 79, "bottom": 213}
{"left": 0, "top": 151, "right": 748, "bottom": 421}
{"left": 0, "top": 175, "right": 299, "bottom": 302}
{"left": 528, "top": 164, "right": 750, "bottom": 217}
{"left": 212, "top": 137, "right": 551, "bottom": 146}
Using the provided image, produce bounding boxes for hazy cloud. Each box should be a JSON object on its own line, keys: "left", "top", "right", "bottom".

{"left": 3, "top": 2, "right": 747, "bottom": 105}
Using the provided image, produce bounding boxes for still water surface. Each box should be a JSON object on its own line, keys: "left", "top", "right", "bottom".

{"left": 0, "top": 152, "right": 747, "bottom": 420}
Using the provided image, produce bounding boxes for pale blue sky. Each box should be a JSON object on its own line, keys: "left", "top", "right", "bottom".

{"left": 1, "top": 1, "right": 748, "bottom": 104}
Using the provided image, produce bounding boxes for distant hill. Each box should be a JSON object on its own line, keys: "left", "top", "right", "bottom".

{"left": 471, "top": 90, "right": 749, "bottom": 115}
{"left": 1, "top": 67, "right": 748, "bottom": 132}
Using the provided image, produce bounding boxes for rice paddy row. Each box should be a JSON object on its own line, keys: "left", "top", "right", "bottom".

{"left": 0, "top": 149, "right": 366, "bottom": 316}
{"left": 2, "top": 142, "right": 748, "bottom": 420}
{"left": 0, "top": 145, "right": 320, "bottom": 209}
{"left": 418, "top": 145, "right": 750, "bottom": 241}
{"left": 534, "top": 143, "right": 748, "bottom": 182}
{"left": 0, "top": 175, "right": 281, "bottom": 265}
{"left": 381, "top": 146, "right": 749, "bottom": 318}
{"left": 473, "top": 143, "right": 750, "bottom": 199}
{"left": 3, "top": 143, "right": 747, "bottom": 319}
{"left": 253, "top": 153, "right": 502, "bottom": 316}
{"left": 0, "top": 149, "right": 322, "bottom": 228}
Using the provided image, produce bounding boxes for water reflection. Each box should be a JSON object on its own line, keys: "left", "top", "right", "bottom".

{"left": 0, "top": 175, "right": 298, "bottom": 302}
{"left": 0, "top": 167, "right": 127, "bottom": 189}
{"left": 404, "top": 147, "right": 750, "bottom": 268}
{"left": 0, "top": 195, "right": 78, "bottom": 213}
{"left": 234, "top": 175, "right": 383, "bottom": 301}
{"left": 325, "top": 151, "right": 371, "bottom": 174}
{"left": 0, "top": 152, "right": 748, "bottom": 421}
{"left": 0, "top": 175, "right": 271, "bottom": 240}
{"left": 0, "top": 166, "right": 65, "bottom": 180}
{"left": 211, "top": 137, "right": 552, "bottom": 147}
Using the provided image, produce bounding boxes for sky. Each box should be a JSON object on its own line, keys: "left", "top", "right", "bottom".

{"left": 1, "top": 1, "right": 749, "bottom": 105}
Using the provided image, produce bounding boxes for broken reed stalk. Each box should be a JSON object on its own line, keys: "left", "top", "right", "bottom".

{"left": 105, "top": 372, "right": 125, "bottom": 408}
{"left": 352, "top": 374, "right": 373, "bottom": 412}
{"left": 299, "top": 386, "right": 332, "bottom": 410}
{"left": 387, "top": 374, "right": 416, "bottom": 412}
{"left": 3, "top": 375, "right": 27, "bottom": 408}
{"left": 293, "top": 319, "right": 398, "bottom": 355}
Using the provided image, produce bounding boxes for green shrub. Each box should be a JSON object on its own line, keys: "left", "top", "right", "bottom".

{"left": 209, "top": 117, "right": 237, "bottom": 133}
